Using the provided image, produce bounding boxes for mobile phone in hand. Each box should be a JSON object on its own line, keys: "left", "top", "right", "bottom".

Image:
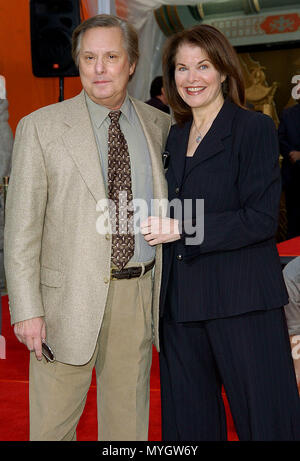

{"left": 42, "top": 341, "right": 55, "bottom": 362}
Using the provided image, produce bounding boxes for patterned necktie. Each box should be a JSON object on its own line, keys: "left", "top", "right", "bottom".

{"left": 107, "top": 110, "right": 135, "bottom": 270}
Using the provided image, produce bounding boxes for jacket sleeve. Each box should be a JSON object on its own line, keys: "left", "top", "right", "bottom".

{"left": 4, "top": 116, "right": 47, "bottom": 324}
{"left": 182, "top": 113, "right": 281, "bottom": 260}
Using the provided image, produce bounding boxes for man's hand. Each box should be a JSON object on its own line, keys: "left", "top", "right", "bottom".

{"left": 289, "top": 150, "right": 300, "bottom": 164}
{"left": 14, "top": 317, "right": 46, "bottom": 361}
{"left": 141, "top": 216, "right": 181, "bottom": 246}
{"left": 290, "top": 335, "right": 300, "bottom": 395}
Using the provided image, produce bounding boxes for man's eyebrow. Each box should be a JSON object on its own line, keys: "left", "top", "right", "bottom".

{"left": 81, "top": 50, "right": 121, "bottom": 54}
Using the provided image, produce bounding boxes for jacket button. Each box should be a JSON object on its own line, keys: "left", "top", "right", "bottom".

{"left": 105, "top": 233, "right": 111, "bottom": 241}
{"left": 104, "top": 276, "right": 109, "bottom": 284}
{"left": 175, "top": 187, "right": 180, "bottom": 194}
{"left": 176, "top": 254, "right": 183, "bottom": 261}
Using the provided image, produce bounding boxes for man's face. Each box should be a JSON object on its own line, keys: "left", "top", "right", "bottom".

{"left": 79, "top": 26, "right": 136, "bottom": 110}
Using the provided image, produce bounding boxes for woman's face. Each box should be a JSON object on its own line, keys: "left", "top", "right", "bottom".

{"left": 174, "top": 43, "right": 226, "bottom": 111}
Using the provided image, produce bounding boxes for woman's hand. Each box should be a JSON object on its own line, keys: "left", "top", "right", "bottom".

{"left": 141, "top": 216, "right": 181, "bottom": 246}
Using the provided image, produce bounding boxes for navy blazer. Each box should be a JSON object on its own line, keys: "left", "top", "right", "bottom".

{"left": 160, "top": 99, "right": 288, "bottom": 321}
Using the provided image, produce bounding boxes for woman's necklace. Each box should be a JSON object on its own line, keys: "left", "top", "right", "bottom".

{"left": 193, "top": 122, "right": 203, "bottom": 143}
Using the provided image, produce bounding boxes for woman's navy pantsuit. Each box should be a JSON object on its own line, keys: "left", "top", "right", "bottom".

{"left": 159, "top": 99, "right": 300, "bottom": 441}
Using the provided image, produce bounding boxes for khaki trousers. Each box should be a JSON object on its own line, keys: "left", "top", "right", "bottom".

{"left": 29, "top": 267, "right": 153, "bottom": 441}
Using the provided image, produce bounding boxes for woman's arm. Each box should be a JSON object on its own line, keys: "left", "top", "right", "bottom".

{"left": 142, "top": 114, "right": 281, "bottom": 258}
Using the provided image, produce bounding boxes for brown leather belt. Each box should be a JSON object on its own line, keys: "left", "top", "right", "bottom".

{"left": 111, "top": 260, "right": 155, "bottom": 280}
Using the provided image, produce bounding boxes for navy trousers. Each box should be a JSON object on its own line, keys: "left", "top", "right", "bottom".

{"left": 159, "top": 308, "right": 300, "bottom": 441}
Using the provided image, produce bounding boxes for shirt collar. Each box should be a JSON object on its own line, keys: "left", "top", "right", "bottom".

{"left": 85, "top": 91, "right": 133, "bottom": 128}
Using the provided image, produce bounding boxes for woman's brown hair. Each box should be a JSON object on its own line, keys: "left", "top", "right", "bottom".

{"left": 162, "top": 24, "right": 245, "bottom": 124}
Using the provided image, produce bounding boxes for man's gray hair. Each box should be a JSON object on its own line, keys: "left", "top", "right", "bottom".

{"left": 72, "top": 14, "right": 139, "bottom": 70}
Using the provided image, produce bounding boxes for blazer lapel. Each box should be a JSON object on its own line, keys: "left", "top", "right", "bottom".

{"left": 62, "top": 91, "right": 106, "bottom": 203}
{"left": 62, "top": 93, "right": 170, "bottom": 213}
{"left": 131, "top": 98, "right": 168, "bottom": 209}
{"left": 169, "top": 120, "right": 192, "bottom": 189}
{"left": 183, "top": 99, "right": 239, "bottom": 182}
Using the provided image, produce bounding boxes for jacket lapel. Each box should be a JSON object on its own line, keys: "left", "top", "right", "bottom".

{"left": 169, "top": 120, "right": 192, "bottom": 189}
{"left": 62, "top": 91, "right": 106, "bottom": 203}
{"left": 183, "top": 99, "right": 239, "bottom": 183}
{"left": 131, "top": 98, "right": 168, "bottom": 209}
{"left": 62, "top": 93, "right": 169, "bottom": 214}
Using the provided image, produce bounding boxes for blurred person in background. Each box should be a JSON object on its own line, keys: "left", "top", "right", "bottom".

{"left": 0, "top": 75, "right": 13, "bottom": 335}
{"left": 283, "top": 256, "right": 300, "bottom": 394}
{"left": 146, "top": 76, "right": 170, "bottom": 114}
{"left": 278, "top": 93, "right": 300, "bottom": 239}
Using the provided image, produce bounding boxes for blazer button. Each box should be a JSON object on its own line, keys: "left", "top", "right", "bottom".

{"left": 175, "top": 187, "right": 180, "bottom": 194}
{"left": 105, "top": 233, "right": 111, "bottom": 241}
{"left": 104, "top": 276, "right": 109, "bottom": 284}
{"left": 176, "top": 254, "right": 183, "bottom": 261}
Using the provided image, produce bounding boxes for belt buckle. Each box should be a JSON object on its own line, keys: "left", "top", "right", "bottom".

{"left": 110, "top": 268, "right": 119, "bottom": 281}
{"left": 110, "top": 267, "right": 138, "bottom": 280}
{"left": 110, "top": 267, "right": 132, "bottom": 280}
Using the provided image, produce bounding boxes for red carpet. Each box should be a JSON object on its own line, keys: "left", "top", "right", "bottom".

{"left": 0, "top": 295, "right": 238, "bottom": 441}
{"left": 277, "top": 236, "right": 300, "bottom": 257}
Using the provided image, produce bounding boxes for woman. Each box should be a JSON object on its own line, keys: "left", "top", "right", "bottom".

{"left": 141, "top": 25, "right": 300, "bottom": 441}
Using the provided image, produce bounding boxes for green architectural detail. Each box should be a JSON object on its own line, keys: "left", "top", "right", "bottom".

{"left": 191, "top": 0, "right": 299, "bottom": 18}
{"left": 155, "top": 0, "right": 300, "bottom": 37}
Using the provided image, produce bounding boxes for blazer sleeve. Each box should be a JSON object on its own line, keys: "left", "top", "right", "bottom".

{"left": 182, "top": 113, "right": 281, "bottom": 259}
{"left": 4, "top": 116, "right": 47, "bottom": 324}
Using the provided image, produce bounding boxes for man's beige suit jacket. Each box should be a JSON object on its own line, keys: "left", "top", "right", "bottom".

{"left": 4, "top": 90, "right": 171, "bottom": 365}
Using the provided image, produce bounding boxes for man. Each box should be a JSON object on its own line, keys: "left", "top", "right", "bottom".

{"left": 145, "top": 76, "right": 170, "bottom": 114}
{"left": 283, "top": 256, "right": 300, "bottom": 394}
{"left": 4, "top": 14, "right": 170, "bottom": 441}
{"left": 0, "top": 79, "right": 12, "bottom": 180}
{"left": 0, "top": 77, "right": 13, "bottom": 335}
{"left": 278, "top": 99, "right": 300, "bottom": 239}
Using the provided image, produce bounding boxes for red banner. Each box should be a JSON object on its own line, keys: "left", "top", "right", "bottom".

{"left": 261, "top": 14, "right": 300, "bottom": 35}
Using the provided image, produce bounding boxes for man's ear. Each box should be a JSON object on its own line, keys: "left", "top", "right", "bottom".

{"left": 129, "top": 61, "right": 136, "bottom": 77}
